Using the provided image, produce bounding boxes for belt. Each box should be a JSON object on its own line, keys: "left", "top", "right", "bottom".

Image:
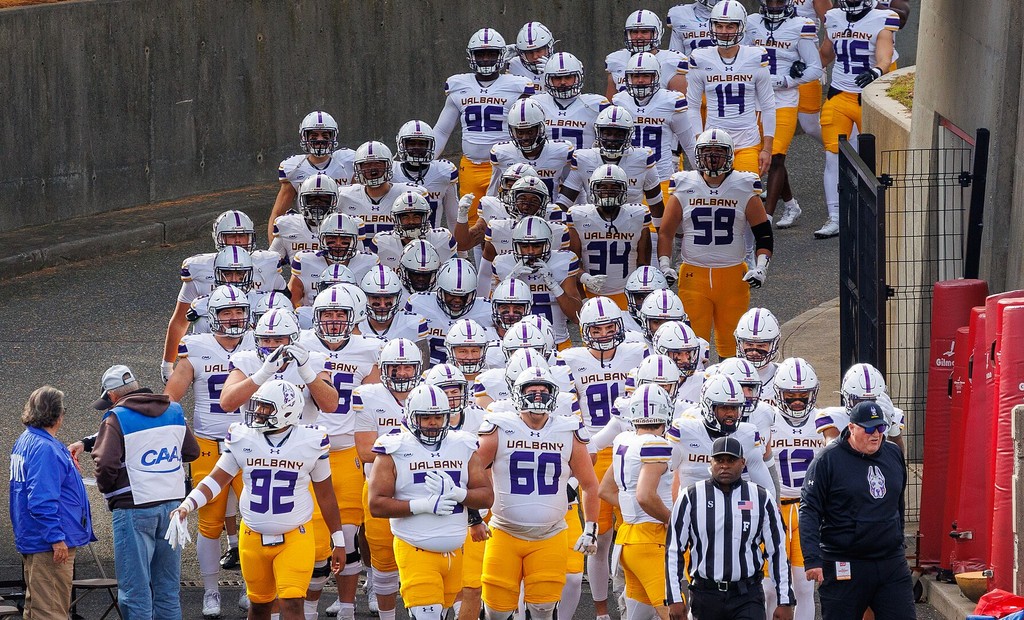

{"left": 691, "top": 575, "right": 763, "bottom": 593}
{"left": 780, "top": 497, "right": 800, "bottom": 505}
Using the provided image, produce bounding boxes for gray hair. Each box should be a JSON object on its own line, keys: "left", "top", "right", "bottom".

{"left": 21, "top": 385, "right": 65, "bottom": 429}
{"left": 108, "top": 380, "right": 141, "bottom": 402}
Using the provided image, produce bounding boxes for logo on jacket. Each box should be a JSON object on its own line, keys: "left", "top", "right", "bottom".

{"left": 867, "top": 465, "right": 886, "bottom": 499}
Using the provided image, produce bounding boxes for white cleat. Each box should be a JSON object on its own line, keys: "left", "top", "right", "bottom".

{"left": 775, "top": 202, "right": 802, "bottom": 228}
{"left": 202, "top": 590, "right": 222, "bottom": 618}
{"left": 325, "top": 597, "right": 341, "bottom": 615}
{"left": 813, "top": 216, "right": 840, "bottom": 239}
{"left": 617, "top": 592, "right": 628, "bottom": 619}
{"left": 366, "top": 583, "right": 379, "bottom": 615}
{"left": 238, "top": 590, "right": 250, "bottom": 612}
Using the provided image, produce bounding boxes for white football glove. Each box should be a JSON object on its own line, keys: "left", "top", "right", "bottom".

{"left": 164, "top": 510, "right": 192, "bottom": 551}
{"left": 423, "top": 470, "right": 448, "bottom": 495}
{"left": 743, "top": 255, "right": 770, "bottom": 289}
{"left": 659, "top": 256, "right": 678, "bottom": 285}
{"left": 251, "top": 346, "right": 288, "bottom": 385}
{"left": 410, "top": 494, "right": 458, "bottom": 516}
{"left": 579, "top": 273, "right": 607, "bottom": 294}
{"left": 509, "top": 260, "right": 535, "bottom": 281}
{"left": 457, "top": 194, "right": 475, "bottom": 224}
{"left": 160, "top": 361, "right": 175, "bottom": 385}
{"left": 574, "top": 521, "right": 599, "bottom": 555}
{"left": 285, "top": 344, "right": 318, "bottom": 383}
{"left": 533, "top": 263, "right": 564, "bottom": 296}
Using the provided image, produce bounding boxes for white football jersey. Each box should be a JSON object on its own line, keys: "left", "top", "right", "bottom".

{"left": 562, "top": 147, "right": 661, "bottom": 206}
{"left": 452, "top": 403, "right": 488, "bottom": 436}
{"left": 667, "top": 417, "right": 770, "bottom": 490}
{"left": 825, "top": 8, "right": 900, "bottom": 94}
{"left": 229, "top": 350, "right": 329, "bottom": 424}
{"left": 612, "top": 432, "right": 675, "bottom": 525}
{"left": 290, "top": 250, "right": 379, "bottom": 306}
{"left": 559, "top": 342, "right": 649, "bottom": 434}
{"left": 686, "top": 45, "right": 777, "bottom": 149}
{"left": 746, "top": 401, "right": 777, "bottom": 467}
{"left": 391, "top": 160, "right": 460, "bottom": 228}
{"left": 441, "top": 73, "right": 536, "bottom": 162}
{"left": 177, "top": 251, "right": 284, "bottom": 305}
{"left": 473, "top": 359, "right": 576, "bottom": 405}
{"left": 481, "top": 411, "right": 586, "bottom": 537}
{"left": 374, "top": 229, "right": 456, "bottom": 272}
{"left": 745, "top": 15, "right": 820, "bottom": 108}
{"left": 353, "top": 383, "right": 406, "bottom": 438}
{"left": 605, "top": 48, "right": 688, "bottom": 94}
{"left": 279, "top": 150, "right": 356, "bottom": 190}
{"left": 373, "top": 429, "right": 478, "bottom": 552}
{"left": 337, "top": 183, "right": 428, "bottom": 254}
{"left": 178, "top": 332, "right": 256, "bottom": 440}
{"left": 492, "top": 250, "right": 581, "bottom": 344}
{"left": 530, "top": 92, "right": 610, "bottom": 151}
{"left": 508, "top": 57, "right": 546, "bottom": 93}
{"left": 404, "top": 293, "right": 496, "bottom": 365}
{"left": 792, "top": 0, "right": 817, "bottom": 20}
{"left": 814, "top": 395, "right": 905, "bottom": 440}
{"left": 270, "top": 213, "right": 319, "bottom": 263}
{"left": 676, "top": 373, "right": 705, "bottom": 410}
{"left": 479, "top": 195, "right": 509, "bottom": 221}
{"left": 358, "top": 310, "right": 429, "bottom": 343}
{"left": 298, "top": 331, "right": 384, "bottom": 448}
{"left": 757, "top": 363, "right": 780, "bottom": 409}
{"left": 667, "top": 3, "right": 715, "bottom": 54}
{"left": 568, "top": 202, "right": 652, "bottom": 296}
{"left": 769, "top": 410, "right": 825, "bottom": 498}
{"left": 670, "top": 169, "right": 762, "bottom": 268}
{"left": 487, "top": 140, "right": 575, "bottom": 204}
{"left": 612, "top": 89, "right": 691, "bottom": 181}
{"left": 223, "top": 422, "right": 330, "bottom": 534}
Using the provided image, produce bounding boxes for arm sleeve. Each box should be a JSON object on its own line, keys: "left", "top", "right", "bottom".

{"left": 760, "top": 488, "right": 795, "bottom": 605}
{"left": 685, "top": 64, "right": 705, "bottom": 136}
{"left": 433, "top": 98, "right": 461, "bottom": 160}
{"left": 665, "top": 488, "right": 693, "bottom": 604}
{"left": 668, "top": 109, "right": 697, "bottom": 168}
{"left": 590, "top": 419, "right": 623, "bottom": 452}
{"left": 441, "top": 177, "right": 459, "bottom": 229}
{"left": 25, "top": 447, "right": 66, "bottom": 544}
{"left": 485, "top": 150, "right": 502, "bottom": 197}
{"left": 798, "top": 452, "right": 828, "bottom": 569}
{"left": 795, "top": 38, "right": 824, "bottom": 86}
{"left": 755, "top": 66, "right": 777, "bottom": 138}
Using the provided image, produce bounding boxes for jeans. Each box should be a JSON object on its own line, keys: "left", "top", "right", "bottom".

{"left": 112, "top": 500, "right": 182, "bottom": 620}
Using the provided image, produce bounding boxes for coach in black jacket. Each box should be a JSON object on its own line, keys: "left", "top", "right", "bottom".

{"left": 798, "top": 401, "right": 916, "bottom": 620}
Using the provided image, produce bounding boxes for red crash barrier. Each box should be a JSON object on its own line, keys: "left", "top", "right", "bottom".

{"left": 920, "top": 280, "right": 988, "bottom": 567}
{"left": 940, "top": 326, "right": 972, "bottom": 572}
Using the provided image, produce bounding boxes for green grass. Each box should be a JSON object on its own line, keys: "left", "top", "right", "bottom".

{"left": 887, "top": 74, "right": 915, "bottom": 111}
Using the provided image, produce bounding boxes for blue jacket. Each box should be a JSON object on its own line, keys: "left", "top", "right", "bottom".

{"left": 9, "top": 426, "right": 95, "bottom": 554}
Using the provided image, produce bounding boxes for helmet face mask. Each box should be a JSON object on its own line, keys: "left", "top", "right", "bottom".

{"left": 654, "top": 321, "right": 702, "bottom": 377}
{"left": 760, "top": 0, "right": 795, "bottom": 25}
{"left": 404, "top": 384, "right": 452, "bottom": 448}
{"left": 592, "top": 179, "right": 628, "bottom": 210}
{"left": 511, "top": 216, "right": 554, "bottom": 266}
{"left": 840, "top": 363, "right": 886, "bottom": 413}
{"left": 511, "top": 125, "right": 545, "bottom": 152}
{"left": 298, "top": 173, "right": 340, "bottom": 229}
{"left": 392, "top": 192, "right": 432, "bottom": 241}
{"left": 623, "top": 10, "right": 664, "bottom": 54}
{"left": 214, "top": 246, "right": 255, "bottom": 293}
{"left": 208, "top": 285, "right": 251, "bottom": 338}
{"left": 499, "top": 164, "right": 538, "bottom": 208}
{"left": 254, "top": 309, "right": 299, "bottom": 360}
{"left": 580, "top": 297, "right": 626, "bottom": 352}
{"left": 544, "top": 52, "right": 584, "bottom": 99}
{"left": 594, "top": 105, "right": 635, "bottom": 158}
{"left": 379, "top": 338, "right": 423, "bottom": 394}
{"left": 436, "top": 259, "right": 479, "bottom": 320}
{"left": 696, "top": 143, "right": 734, "bottom": 177}
{"left": 299, "top": 111, "right": 339, "bottom": 157}
{"left": 700, "top": 375, "right": 744, "bottom": 433}
{"left": 495, "top": 302, "right": 530, "bottom": 330}
{"left": 491, "top": 278, "right": 534, "bottom": 330}
{"left": 775, "top": 357, "right": 820, "bottom": 425}
{"left": 625, "top": 69, "right": 659, "bottom": 99}
{"left": 517, "top": 22, "right": 555, "bottom": 73}
{"left": 837, "top": 0, "right": 875, "bottom": 14}
{"left": 318, "top": 213, "right": 360, "bottom": 263}
{"left": 424, "top": 365, "right": 469, "bottom": 419}
{"left": 355, "top": 160, "right": 392, "bottom": 187}
{"left": 312, "top": 286, "right": 355, "bottom": 344}
{"left": 710, "top": 1, "right": 748, "bottom": 48}
{"left": 512, "top": 368, "right": 560, "bottom": 416}
{"left": 508, "top": 100, "right": 547, "bottom": 153}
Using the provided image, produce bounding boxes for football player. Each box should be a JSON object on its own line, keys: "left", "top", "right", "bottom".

{"left": 714, "top": 357, "right": 781, "bottom": 495}
{"left": 337, "top": 141, "right": 427, "bottom": 254}
{"left": 623, "top": 266, "right": 670, "bottom": 334}
{"left": 445, "top": 318, "right": 496, "bottom": 381}
{"left": 164, "top": 284, "right": 255, "bottom": 617}
{"left": 667, "top": 0, "right": 720, "bottom": 53}
{"left": 734, "top": 307, "right": 784, "bottom": 406}
{"left": 766, "top": 357, "right": 824, "bottom": 620}
{"left": 605, "top": 9, "right": 688, "bottom": 100}
{"left": 686, "top": 0, "right": 778, "bottom": 176}
{"left": 392, "top": 120, "right": 460, "bottom": 228}
{"left": 507, "top": 22, "right": 556, "bottom": 91}
{"left": 268, "top": 111, "right": 354, "bottom": 245}
{"left": 455, "top": 162, "right": 535, "bottom": 255}
{"left": 353, "top": 338, "right": 424, "bottom": 619}
{"left": 492, "top": 216, "right": 583, "bottom": 349}
{"left": 597, "top": 384, "right": 676, "bottom": 620}
{"left": 653, "top": 321, "right": 708, "bottom": 409}
{"left": 476, "top": 325, "right": 552, "bottom": 409}
{"left": 484, "top": 353, "right": 580, "bottom": 419}
{"left": 487, "top": 99, "right": 574, "bottom": 204}
{"left": 287, "top": 213, "right": 378, "bottom": 307}
{"left": 295, "top": 266, "right": 354, "bottom": 331}
{"left": 531, "top": 52, "right": 610, "bottom": 151}
{"left": 357, "top": 265, "right": 430, "bottom": 357}
{"left": 476, "top": 367, "right": 601, "bottom": 620}
{"left": 172, "top": 380, "right": 346, "bottom": 620}
{"left": 368, "top": 384, "right": 493, "bottom": 620}
{"left": 659, "top": 128, "right": 773, "bottom": 359}
{"left": 815, "top": 0, "right": 898, "bottom": 239}
{"left": 269, "top": 173, "right": 337, "bottom": 263}
{"left": 406, "top": 258, "right": 495, "bottom": 365}
{"left": 815, "top": 362, "right": 905, "bottom": 451}
{"left": 434, "top": 28, "right": 535, "bottom": 228}
{"left": 398, "top": 239, "right": 443, "bottom": 295}
{"left": 638, "top": 289, "right": 689, "bottom": 345}
{"left": 373, "top": 191, "right": 456, "bottom": 270}
{"left": 745, "top": 0, "right": 823, "bottom": 227}
{"left": 569, "top": 165, "right": 652, "bottom": 308}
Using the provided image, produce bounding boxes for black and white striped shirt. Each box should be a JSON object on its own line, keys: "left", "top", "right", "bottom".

{"left": 665, "top": 478, "right": 794, "bottom": 605}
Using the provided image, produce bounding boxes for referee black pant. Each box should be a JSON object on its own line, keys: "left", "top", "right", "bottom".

{"left": 818, "top": 556, "right": 917, "bottom": 620}
{"left": 689, "top": 576, "right": 765, "bottom": 620}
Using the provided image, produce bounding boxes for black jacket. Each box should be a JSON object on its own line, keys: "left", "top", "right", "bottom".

{"left": 798, "top": 429, "right": 906, "bottom": 569}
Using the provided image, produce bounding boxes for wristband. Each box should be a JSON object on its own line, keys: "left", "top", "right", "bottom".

{"left": 298, "top": 362, "right": 318, "bottom": 384}
{"left": 549, "top": 281, "right": 565, "bottom": 297}
{"left": 651, "top": 216, "right": 663, "bottom": 229}
{"left": 331, "top": 530, "right": 346, "bottom": 548}
{"left": 659, "top": 256, "right": 673, "bottom": 272}
{"left": 449, "top": 485, "right": 468, "bottom": 503}
{"left": 467, "top": 508, "right": 483, "bottom": 526}
{"left": 251, "top": 365, "right": 274, "bottom": 386}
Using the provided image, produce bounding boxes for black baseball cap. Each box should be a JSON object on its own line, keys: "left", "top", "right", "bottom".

{"left": 711, "top": 436, "right": 744, "bottom": 459}
{"left": 850, "top": 401, "right": 886, "bottom": 429}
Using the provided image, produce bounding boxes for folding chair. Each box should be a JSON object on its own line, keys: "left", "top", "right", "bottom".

{"left": 70, "top": 543, "right": 120, "bottom": 619}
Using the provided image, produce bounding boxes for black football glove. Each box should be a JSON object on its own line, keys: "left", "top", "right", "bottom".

{"left": 855, "top": 67, "right": 884, "bottom": 88}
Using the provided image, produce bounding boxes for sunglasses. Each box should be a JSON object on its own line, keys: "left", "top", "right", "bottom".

{"left": 858, "top": 423, "right": 888, "bottom": 435}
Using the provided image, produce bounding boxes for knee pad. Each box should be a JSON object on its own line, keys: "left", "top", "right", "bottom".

{"left": 526, "top": 602, "right": 556, "bottom": 620}
{"left": 341, "top": 525, "right": 362, "bottom": 576}
{"left": 625, "top": 598, "right": 658, "bottom": 620}
{"left": 372, "top": 568, "right": 400, "bottom": 595}
{"left": 340, "top": 553, "right": 363, "bottom": 576}
{"left": 308, "top": 560, "right": 331, "bottom": 592}
{"left": 409, "top": 605, "right": 445, "bottom": 620}
{"left": 484, "top": 605, "right": 515, "bottom": 620}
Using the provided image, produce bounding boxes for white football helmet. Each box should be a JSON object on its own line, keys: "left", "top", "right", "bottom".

{"left": 635, "top": 354, "right": 682, "bottom": 399}
{"left": 516, "top": 22, "right": 555, "bottom": 72}
{"left": 379, "top": 338, "right": 423, "bottom": 393}
{"left": 518, "top": 315, "right": 557, "bottom": 357}
{"left": 624, "top": 9, "right": 664, "bottom": 54}
{"left": 445, "top": 318, "right": 490, "bottom": 374}
{"left": 512, "top": 366, "right": 560, "bottom": 415}
{"left": 246, "top": 379, "right": 305, "bottom": 432}
{"left": 734, "top": 307, "right": 781, "bottom": 368}
{"left": 467, "top": 28, "right": 508, "bottom": 76}
{"left": 508, "top": 176, "right": 551, "bottom": 220}
{"left": 499, "top": 163, "right": 539, "bottom": 209}
{"left": 353, "top": 141, "right": 394, "bottom": 187}
{"left": 313, "top": 285, "right": 356, "bottom": 344}
{"left": 501, "top": 321, "right": 549, "bottom": 361}
{"left": 508, "top": 99, "right": 547, "bottom": 152}
{"left": 589, "top": 164, "right": 629, "bottom": 209}
{"left": 251, "top": 291, "right": 293, "bottom": 329}
{"left": 298, "top": 173, "right": 340, "bottom": 228}
{"left": 544, "top": 52, "right": 584, "bottom": 99}
{"left": 254, "top": 309, "right": 300, "bottom": 360}
{"left": 399, "top": 240, "right": 441, "bottom": 293}
{"left": 841, "top": 363, "right": 887, "bottom": 412}
{"left": 213, "top": 246, "right": 254, "bottom": 292}
{"left": 423, "top": 364, "right": 469, "bottom": 419}
{"left": 391, "top": 191, "right": 432, "bottom": 240}
{"left": 207, "top": 285, "right": 251, "bottom": 338}
{"left": 759, "top": 0, "right": 796, "bottom": 25}
{"left": 504, "top": 348, "right": 551, "bottom": 393}
{"left": 710, "top": 1, "right": 748, "bottom": 48}
{"left": 579, "top": 297, "right": 626, "bottom": 351}
{"left": 403, "top": 384, "right": 452, "bottom": 448}
{"left": 775, "top": 357, "right": 820, "bottom": 424}
{"left": 512, "top": 216, "right": 554, "bottom": 265}
{"left": 694, "top": 128, "right": 736, "bottom": 177}
{"left": 318, "top": 213, "right": 360, "bottom": 263}
{"left": 653, "top": 321, "right": 702, "bottom": 377}
{"left": 338, "top": 283, "right": 368, "bottom": 326}
{"left": 624, "top": 384, "right": 674, "bottom": 428}
{"left": 212, "top": 210, "right": 256, "bottom": 252}
{"left": 435, "top": 258, "right": 478, "bottom": 319}
{"left": 491, "top": 278, "right": 534, "bottom": 330}
{"left": 640, "top": 290, "right": 688, "bottom": 341}
{"left": 594, "top": 105, "right": 635, "bottom": 159}
{"left": 299, "top": 110, "right": 339, "bottom": 157}
{"left": 624, "top": 52, "right": 661, "bottom": 99}
{"left": 715, "top": 357, "right": 763, "bottom": 415}
{"left": 625, "top": 266, "right": 669, "bottom": 322}
{"left": 395, "top": 119, "right": 436, "bottom": 164}
{"left": 700, "top": 374, "right": 745, "bottom": 433}
{"left": 360, "top": 264, "right": 405, "bottom": 322}
{"left": 698, "top": 0, "right": 724, "bottom": 8}
{"left": 316, "top": 263, "right": 356, "bottom": 294}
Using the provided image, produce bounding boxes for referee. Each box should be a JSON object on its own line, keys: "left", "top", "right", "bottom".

{"left": 666, "top": 436, "right": 794, "bottom": 620}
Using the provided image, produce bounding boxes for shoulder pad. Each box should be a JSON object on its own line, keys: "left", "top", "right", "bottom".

{"left": 550, "top": 414, "right": 586, "bottom": 435}
{"left": 372, "top": 431, "right": 405, "bottom": 455}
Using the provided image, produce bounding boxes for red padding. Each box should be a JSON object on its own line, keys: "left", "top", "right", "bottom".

{"left": 940, "top": 326, "right": 972, "bottom": 571}
{"left": 920, "top": 280, "right": 988, "bottom": 567}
